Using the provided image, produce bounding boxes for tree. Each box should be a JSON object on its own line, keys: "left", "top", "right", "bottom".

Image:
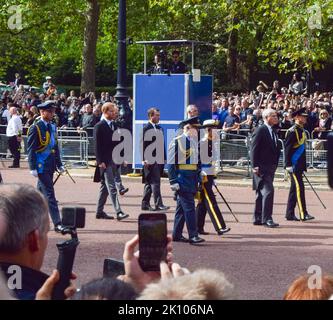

{"left": 81, "top": 0, "right": 100, "bottom": 93}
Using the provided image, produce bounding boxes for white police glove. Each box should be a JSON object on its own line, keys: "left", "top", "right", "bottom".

{"left": 286, "top": 166, "right": 294, "bottom": 173}
{"left": 30, "top": 170, "right": 38, "bottom": 178}
{"left": 58, "top": 166, "right": 66, "bottom": 174}
{"left": 170, "top": 183, "right": 180, "bottom": 192}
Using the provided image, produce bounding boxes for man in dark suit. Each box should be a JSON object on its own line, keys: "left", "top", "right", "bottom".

{"left": 27, "top": 101, "right": 66, "bottom": 233}
{"left": 141, "top": 107, "right": 169, "bottom": 211}
{"left": 94, "top": 102, "right": 128, "bottom": 221}
{"left": 170, "top": 50, "right": 187, "bottom": 74}
{"left": 251, "top": 108, "right": 281, "bottom": 227}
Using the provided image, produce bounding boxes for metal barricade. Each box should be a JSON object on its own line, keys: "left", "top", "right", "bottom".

{"left": 0, "top": 125, "right": 90, "bottom": 166}
{"left": 57, "top": 129, "right": 89, "bottom": 167}
{"left": 306, "top": 139, "right": 328, "bottom": 171}
{"left": 220, "top": 132, "right": 251, "bottom": 177}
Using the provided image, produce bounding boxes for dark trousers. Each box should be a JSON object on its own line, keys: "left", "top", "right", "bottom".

{"left": 196, "top": 175, "right": 226, "bottom": 232}
{"left": 96, "top": 164, "right": 122, "bottom": 214}
{"left": 8, "top": 136, "right": 20, "bottom": 167}
{"left": 253, "top": 173, "right": 275, "bottom": 223}
{"left": 173, "top": 191, "right": 198, "bottom": 239}
{"left": 37, "top": 172, "right": 61, "bottom": 226}
{"left": 286, "top": 172, "right": 307, "bottom": 220}
{"left": 142, "top": 164, "right": 163, "bottom": 208}
{"left": 0, "top": 172, "right": 2, "bottom": 183}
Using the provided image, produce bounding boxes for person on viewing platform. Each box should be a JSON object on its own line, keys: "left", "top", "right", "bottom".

{"left": 169, "top": 50, "right": 187, "bottom": 74}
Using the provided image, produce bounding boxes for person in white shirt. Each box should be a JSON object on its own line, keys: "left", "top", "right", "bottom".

{"left": 6, "top": 107, "right": 22, "bottom": 168}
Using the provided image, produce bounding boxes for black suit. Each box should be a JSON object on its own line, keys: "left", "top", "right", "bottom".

{"left": 94, "top": 119, "right": 123, "bottom": 215}
{"left": 251, "top": 124, "right": 281, "bottom": 223}
{"left": 141, "top": 122, "right": 165, "bottom": 209}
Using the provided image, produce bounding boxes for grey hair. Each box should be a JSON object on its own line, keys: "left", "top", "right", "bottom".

{"left": 186, "top": 104, "right": 198, "bottom": 113}
{"left": 0, "top": 184, "right": 49, "bottom": 253}
{"left": 262, "top": 108, "right": 277, "bottom": 120}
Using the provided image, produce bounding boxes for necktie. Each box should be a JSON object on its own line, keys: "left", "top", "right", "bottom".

{"left": 47, "top": 123, "right": 52, "bottom": 133}
{"left": 110, "top": 121, "right": 114, "bottom": 131}
{"left": 272, "top": 130, "right": 277, "bottom": 147}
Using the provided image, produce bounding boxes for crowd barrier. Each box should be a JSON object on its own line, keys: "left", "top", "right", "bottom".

{"left": 0, "top": 125, "right": 89, "bottom": 167}
{"left": 0, "top": 124, "right": 328, "bottom": 177}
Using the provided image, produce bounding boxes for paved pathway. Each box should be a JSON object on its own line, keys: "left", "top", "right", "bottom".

{"left": 1, "top": 165, "right": 333, "bottom": 299}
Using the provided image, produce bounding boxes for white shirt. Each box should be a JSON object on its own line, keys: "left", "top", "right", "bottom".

{"left": 149, "top": 121, "right": 157, "bottom": 131}
{"left": 6, "top": 114, "right": 23, "bottom": 137}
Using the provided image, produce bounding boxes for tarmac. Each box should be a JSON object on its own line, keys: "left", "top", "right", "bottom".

{"left": 1, "top": 160, "right": 333, "bottom": 300}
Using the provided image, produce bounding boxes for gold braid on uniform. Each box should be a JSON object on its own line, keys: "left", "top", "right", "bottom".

{"left": 28, "top": 124, "right": 51, "bottom": 153}
{"left": 176, "top": 136, "right": 193, "bottom": 160}
{"left": 294, "top": 126, "right": 306, "bottom": 148}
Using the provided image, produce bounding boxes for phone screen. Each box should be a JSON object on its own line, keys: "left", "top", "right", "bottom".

{"left": 103, "top": 258, "right": 125, "bottom": 278}
{"left": 138, "top": 213, "right": 167, "bottom": 272}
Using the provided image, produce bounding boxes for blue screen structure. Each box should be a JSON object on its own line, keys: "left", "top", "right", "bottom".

{"left": 134, "top": 74, "right": 186, "bottom": 120}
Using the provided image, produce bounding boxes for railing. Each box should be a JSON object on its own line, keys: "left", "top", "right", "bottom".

{"left": 0, "top": 125, "right": 89, "bottom": 167}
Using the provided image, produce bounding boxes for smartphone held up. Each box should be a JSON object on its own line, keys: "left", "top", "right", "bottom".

{"left": 138, "top": 213, "right": 167, "bottom": 272}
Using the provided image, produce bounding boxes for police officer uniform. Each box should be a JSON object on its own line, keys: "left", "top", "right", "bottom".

{"left": 285, "top": 107, "right": 315, "bottom": 221}
{"left": 168, "top": 117, "right": 205, "bottom": 245}
{"left": 27, "top": 101, "right": 65, "bottom": 232}
{"left": 196, "top": 120, "right": 230, "bottom": 235}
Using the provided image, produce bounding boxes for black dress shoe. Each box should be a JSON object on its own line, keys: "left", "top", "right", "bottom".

{"left": 8, "top": 165, "right": 19, "bottom": 168}
{"left": 263, "top": 220, "right": 279, "bottom": 228}
{"left": 141, "top": 206, "right": 155, "bottom": 211}
{"left": 117, "top": 212, "right": 129, "bottom": 221}
{"left": 189, "top": 236, "right": 205, "bottom": 244}
{"left": 96, "top": 211, "right": 114, "bottom": 219}
{"left": 217, "top": 227, "right": 231, "bottom": 235}
{"left": 198, "top": 229, "right": 209, "bottom": 235}
{"left": 253, "top": 221, "right": 263, "bottom": 225}
{"left": 173, "top": 236, "right": 189, "bottom": 243}
{"left": 301, "top": 214, "right": 315, "bottom": 221}
{"left": 155, "top": 205, "right": 170, "bottom": 211}
{"left": 119, "top": 187, "right": 129, "bottom": 196}
{"left": 286, "top": 216, "right": 300, "bottom": 221}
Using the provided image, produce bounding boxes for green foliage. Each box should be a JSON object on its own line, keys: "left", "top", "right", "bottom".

{"left": 1, "top": 0, "right": 333, "bottom": 88}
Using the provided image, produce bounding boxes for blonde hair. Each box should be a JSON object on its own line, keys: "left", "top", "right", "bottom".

{"left": 138, "top": 269, "right": 234, "bottom": 300}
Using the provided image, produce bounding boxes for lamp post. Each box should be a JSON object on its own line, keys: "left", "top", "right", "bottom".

{"left": 114, "top": 0, "right": 132, "bottom": 129}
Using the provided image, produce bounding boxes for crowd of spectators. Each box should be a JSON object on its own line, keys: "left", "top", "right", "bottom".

{"left": 211, "top": 75, "right": 333, "bottom": 147}
{"left": 1, "top": 73, "right": 332, "bottom": 145}
{"left": 0, "top": 76, "right": 127, "bottom": 135}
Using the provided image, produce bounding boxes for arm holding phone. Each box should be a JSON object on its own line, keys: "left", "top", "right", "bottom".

{"left": 119, "top": 234, "right": 174, "bottom": 293}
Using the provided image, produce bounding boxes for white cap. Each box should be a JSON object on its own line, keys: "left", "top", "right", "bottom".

{"left": 202, "top": 119, "right": 219, "bottom": 127}
{"left": 45, "top": 76, "right": 52, "bottom": 80}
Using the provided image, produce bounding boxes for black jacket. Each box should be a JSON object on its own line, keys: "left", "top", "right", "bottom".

{"left": 141, "top": 122, "right": 165, "bottom": 183}
{"left": 94, "top": 119, "right": 118, "bottom": 166}
{"left": 284, "top": 124, "right": 307, "bottom": 172}
{"left": 251, "top": 124, "right": 281, "bottom": 174}
{"left": 0, "top": 262, "right": 48, "bottom": 300}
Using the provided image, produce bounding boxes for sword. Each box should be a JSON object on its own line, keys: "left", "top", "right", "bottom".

{"left": 65, "top": 167, "right": 76, "bottom": 184}
{"left": 303, "top": 173, "right": 326, "bottom": 210}
{"left": 53, "top": 167, "right": 76, "bottom": 186}
{"left": 213, "top": 181, "right": 239, "bottom": 222}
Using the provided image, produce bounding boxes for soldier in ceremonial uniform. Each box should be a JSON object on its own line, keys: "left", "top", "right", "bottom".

{"left": 285, "top": 107, "right": 315, "bottom": 221}
{"left": 27, "top": 101, "right": 66, "bottom": 233}
{"left": 196, "top": 120, "right": 231, "bottom": 235}
{"left": 168, "top": 116, "right": 205, "bottom": 245}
